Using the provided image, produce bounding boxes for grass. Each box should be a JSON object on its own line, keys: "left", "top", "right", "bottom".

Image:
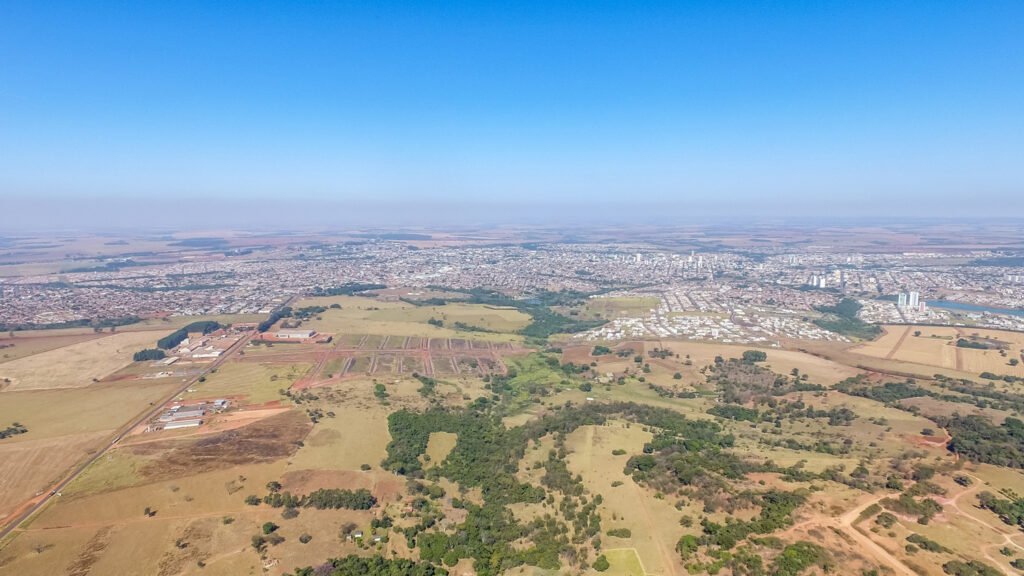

{"left": 367, "top": 303, "right": 531, "bottom": 332}
{"left": 852, "top": 325, "right": 1024, "bottom": 378}
{"left": 289, "top": 396, "right": 392, "bottom": 471}
{"left": 292, "top": 296, "right": 525, "bottom": 343}
{"left": 61, "top": 451, "right": 147, "bottom": 498}
{"left": 0, "top": 382, "right": 181, "bottom": 441}
{"left": 7, "top": 313, "right": 1022, "bottom": 576}
{"left": 0, "top": 331, "right": 169, "bottom": 390}
{"left": 0, "top": 333, "right": 105, "bottom": 364}
{"left": 563, "top": 424, "right": 681, "bottom": 576}
{"left": 117, "top": 314, "right": 267, "bottom": 332}
{"left": 0, "top": 380, "right": 180, "bottom": 519}
{"left": 422, "top": 431, "right": 458, "bottom": 468}
{"left": 602, "top": 548, "right": 647, "bottom": 576}
{"left": 0, "top": 431, "right": 111, "bottom": 519}
{"left": 183, "top": 361, "right": 310, "bottom": 404}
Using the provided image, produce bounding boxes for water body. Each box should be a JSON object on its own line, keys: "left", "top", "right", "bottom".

{"left": 928, "top": 300, "right": 1024, "bottom": 317}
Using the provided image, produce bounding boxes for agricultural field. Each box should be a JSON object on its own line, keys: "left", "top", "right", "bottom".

{"left": 0, "top": 380, "right": 180, "bottom": 523}
{"left": 851, "top": 325, "right": 1024, "bottom": 378}
{"left": 0, "top": 331, "right": 165, "bottom": 390}
{"left": 0, "top": 333, "right": 105, "bottom": 365}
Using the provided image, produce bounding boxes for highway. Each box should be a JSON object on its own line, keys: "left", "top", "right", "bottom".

{"left": 0, "top": 306, "right": 289, "bottom": 542}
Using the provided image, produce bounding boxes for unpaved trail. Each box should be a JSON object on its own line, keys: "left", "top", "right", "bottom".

{"left": 885, "top": 325, "right": 912, "bottom": 360}
{"left": 837, "top": 495, "right": 918, "bottom": 576}
{"left": 784, "top": 493, "right": 916, "bottom": 576}
{"left": 947, "top": 473, "right": 1024, "bottom": 553}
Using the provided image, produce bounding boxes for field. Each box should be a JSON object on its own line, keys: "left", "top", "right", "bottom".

{"left": 286, "top": 296, "right": 527, "bottom": 342}
{"left": 0, "top": 333, "right": 105, "bottom": 365}
{"left": 601, "top": 549, "right": 647, "bottom": 576}
{"left": 0, "top": 331, "right": 165, "bottom": 390}
{"left": 181, "top": 361, "right": 310, "bottom": 404}
{"left": 564, "top": 424, "right": 679, "bottom": 575}
{"left": 851, "top": 325, "right": 1024, "bottom": 377}
{"left": 0, "top": 380, "right": 180, "bottom": 522}
{"left": 0, "top": 432, "right": 110, "bottom": 524}
{"left": 7, "top": 302, "right": 1024, "bottom": 576}
{"left": 423, "top": 432, "right": 458, "bottom": 468}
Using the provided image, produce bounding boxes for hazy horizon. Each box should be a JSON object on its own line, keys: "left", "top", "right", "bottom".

{"left": 2, "top": 1, "right": 1023, "bottom": 225}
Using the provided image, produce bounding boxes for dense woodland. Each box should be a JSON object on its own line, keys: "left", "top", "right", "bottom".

{"left": 132, "top": 348, "right": 166, "bottom": 361}
{"left": 375, "top": 397, "right": 834, "bottom": 575}
{"left": 156, "top": 320, "right": 222, "bottom": 349}
{"left": 812, "top": 298, "right": 882, "bottom": 339}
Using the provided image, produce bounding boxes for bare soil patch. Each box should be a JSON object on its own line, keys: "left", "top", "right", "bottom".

{"left": 133, "top": 410, "right": 310, "bottom": 481}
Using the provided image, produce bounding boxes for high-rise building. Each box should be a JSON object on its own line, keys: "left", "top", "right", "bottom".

{"left": 898, "top": 293, "right": 908, "bottom": 308}
{"left": 909, "top": 291, "right": 920, "bottom": 308}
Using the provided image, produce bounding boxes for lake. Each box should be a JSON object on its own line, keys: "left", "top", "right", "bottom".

{"left": 928, "top": 300, "right": 1024, "bottom": 317}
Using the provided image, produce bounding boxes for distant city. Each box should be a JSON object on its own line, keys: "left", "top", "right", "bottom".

{"left": 3, "top": 233, "right": 1023, "bottom": 340}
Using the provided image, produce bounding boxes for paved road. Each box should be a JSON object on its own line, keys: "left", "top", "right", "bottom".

{"left": 0, "top": 317, "right": 271, "bottom": 542}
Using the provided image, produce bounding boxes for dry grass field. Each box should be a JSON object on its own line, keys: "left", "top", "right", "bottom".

{"left": 422, "top": 432, "right": 458, "bottom": 469}
{"left": 0, "top": 331, "right": 164, "bottom": 390}
{"left": 563, "top": 424, "right": 683, "bottom": 576}
{"left": 634, "top": 340, "right": 859, "bottom": 386}
{"left": 288, "top": 295, "right": 526, "bottom": 343}
{"left": 0, "top": 333, "right": 105, "bottom": 365}
{"left": 850, "top": 325, "right": 1024, "bottom": 377}
{"left": 287, "top": 400, "right": 392, "bottom": 472}
{"left": 181, "top": 361, "right": 310, "bottom": 405}
{"left": 0, "top": 382, "right": 182, "bottom": 442}
{"left": 0, "top": 381, "right": 180, "bottom": 522}
{"left": 0, "top": 432, "right": 109, "bottom": 523}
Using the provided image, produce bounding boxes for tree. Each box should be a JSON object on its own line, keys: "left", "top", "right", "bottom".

{"left": 742, "top": 350, "right": 767, "bottom": 363}
{"left": 133, "top": 348, "right": 166, "bottom": 362}
{"left": 593, "top": 555, "right": 610, "bottom": 571}
{"left": 673, "top": 372, "right": 682, "bottom": 380}
{"left": 262, "top": 522, "right": 279, "bottom": 534}
{"left": 339, "top": 522, "right": 358, "bottom": 538}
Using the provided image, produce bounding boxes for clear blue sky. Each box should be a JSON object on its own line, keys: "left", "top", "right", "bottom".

{"left": 1, "top": 1, "right": 1023, "bottom": 225}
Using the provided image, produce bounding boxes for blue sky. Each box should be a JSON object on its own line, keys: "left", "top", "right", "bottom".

{"left": 1, "top": 1, "right": 1022, "bottom": 224}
